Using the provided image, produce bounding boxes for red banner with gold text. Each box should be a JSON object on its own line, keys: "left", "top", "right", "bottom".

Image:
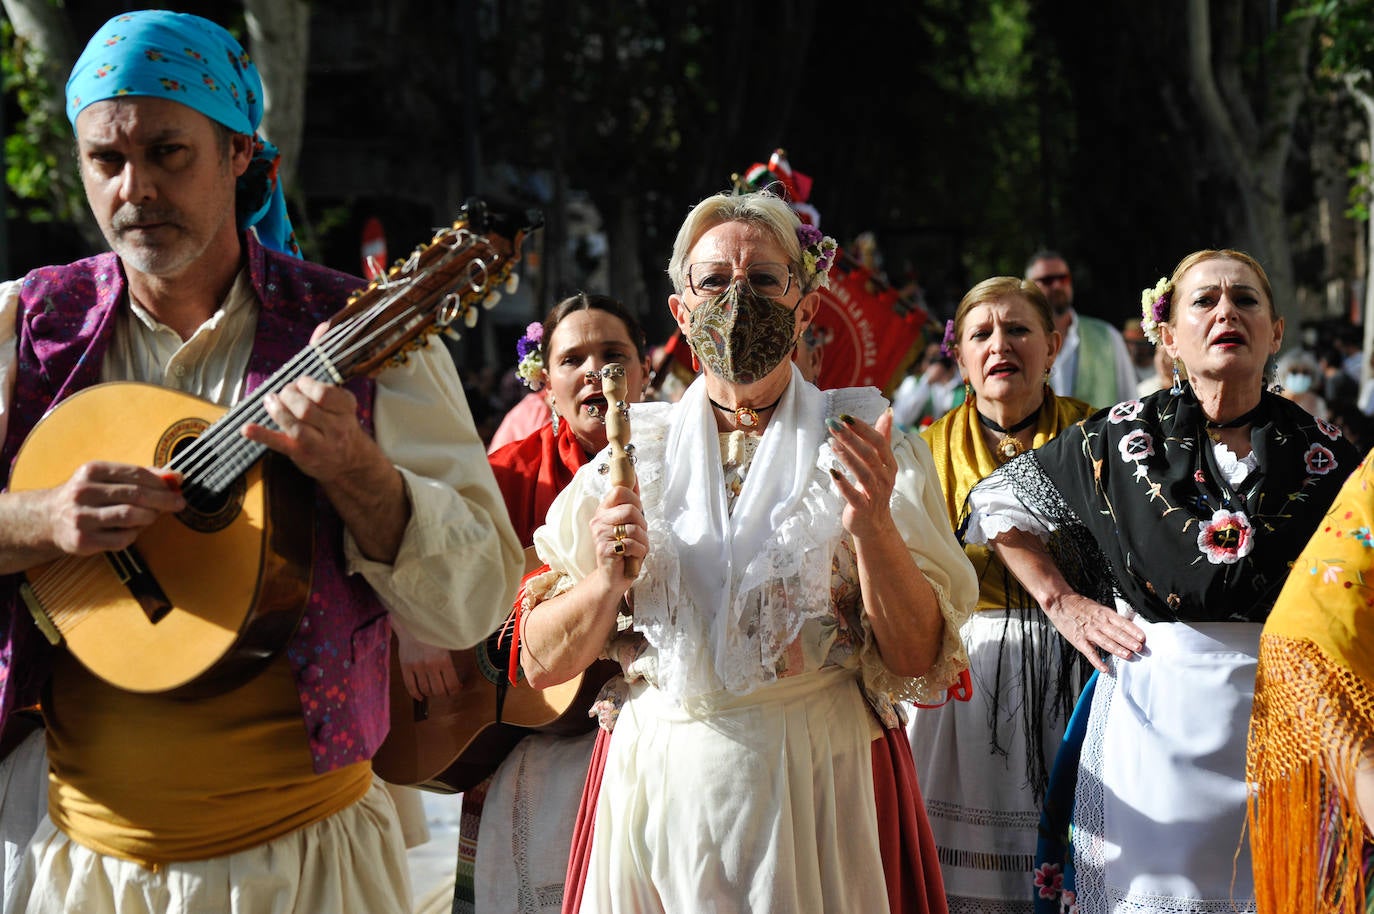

{"left": 812, "top": 253, "right": 928, "bottom": 395}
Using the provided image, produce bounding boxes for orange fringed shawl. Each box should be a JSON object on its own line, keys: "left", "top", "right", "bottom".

{"left": 1248, "top": 448, "right": 1374, "bottom": 914}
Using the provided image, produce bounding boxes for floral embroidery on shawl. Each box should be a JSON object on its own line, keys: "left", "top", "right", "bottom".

{"left": 982, "top": 387, "right": 1359, "bottom": 624}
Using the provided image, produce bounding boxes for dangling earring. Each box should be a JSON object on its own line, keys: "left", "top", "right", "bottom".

{"left": 1170, "top": 360, "right": 1183, "bottom": 396}
{"left": 691, "top": 348, "right": 700, "bottom": 373}
{"left": 964, "top": 380, "right": 973, "bottom": 400}
{"left": 549, "top": 395, "right": 561, "bottom": 435}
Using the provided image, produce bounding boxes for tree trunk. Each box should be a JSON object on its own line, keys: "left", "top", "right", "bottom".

{"left": 1, "top": 0, "right": 74, "bottom": 80}
{"left": 1184, "top": 0, "right": 1314, "bottom": 320}
{"left": 243, "top": 0, "right": 310, "bottom": 190}
{"left": 1348, "top": 76, "right": 1374, "bottom": 387}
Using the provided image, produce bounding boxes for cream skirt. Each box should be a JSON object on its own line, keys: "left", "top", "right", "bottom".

{"left": 582, "top": 665, "right": 888, "bottom": 914}
{"left": 11, "top": 775, "right": 410, "bottom": 914}
{"left": 473, "top": 730, "right": 595, "bottom": 913}
{"left": 907, "top": 610, "right": 1071, "bottom": 914}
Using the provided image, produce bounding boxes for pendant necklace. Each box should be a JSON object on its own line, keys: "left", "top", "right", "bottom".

{"left": 978, "top": 404, "right": 1042, "bottom": 462}
{"left": 709, "top": 393, "right": 783, "bottom": 430}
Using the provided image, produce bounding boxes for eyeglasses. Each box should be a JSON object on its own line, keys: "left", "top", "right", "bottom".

{"left": 686, "top": 262, "right": 793, "bottom": 299}
{"left": 1031, "top": 272, "right": 1071, "bottom": 286}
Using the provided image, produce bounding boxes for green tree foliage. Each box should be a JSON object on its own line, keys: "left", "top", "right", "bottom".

{"left": 1, "top": 18, "right": 85, "bottom": 226}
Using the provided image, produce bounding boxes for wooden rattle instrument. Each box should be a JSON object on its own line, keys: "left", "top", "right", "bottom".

{"left": 594, "top": 364, "right": 639, "bottom": 577}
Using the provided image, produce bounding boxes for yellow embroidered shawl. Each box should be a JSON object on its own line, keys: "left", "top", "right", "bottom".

{"left": 920, "top": 390, "right": 1094, "bottom": 612}
{"left": 1249, "top": 447, "right": 1374, "bottom": 913}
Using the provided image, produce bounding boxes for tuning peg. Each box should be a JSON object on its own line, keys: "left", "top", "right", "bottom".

{"left": 464, "top": 307, "right": 479, "bottom": 328}
{"left": 505, "top": 274, "right": 520, "bottom": 294}
{"left": 483, "top": 290, "right": 502, "bottom": 309}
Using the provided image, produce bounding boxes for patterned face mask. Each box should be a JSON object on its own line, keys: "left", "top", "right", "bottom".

{"left": 685, "top": 283, "right": 800, "bottom": 385}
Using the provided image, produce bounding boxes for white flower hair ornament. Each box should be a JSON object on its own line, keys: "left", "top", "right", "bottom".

{"left": 1139, "top": 277, "right": 1172, "bottom": 346}
{"left": 796, "top": 223, "right": 839, "bottom": 291}
{"left": 514, "top": 321, "right": 545, "bottom": 390}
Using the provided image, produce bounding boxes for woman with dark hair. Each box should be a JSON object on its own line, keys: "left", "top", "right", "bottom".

{"left": 487, "top": 293, "right": 651, "bottom": 545}
{"left": 396, "top": 292, "right": 651, "bottom": 912}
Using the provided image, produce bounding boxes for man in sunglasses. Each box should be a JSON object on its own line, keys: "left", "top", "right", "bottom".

{"left": 1026, "top": 249, "right": 1137, "bottom": 409}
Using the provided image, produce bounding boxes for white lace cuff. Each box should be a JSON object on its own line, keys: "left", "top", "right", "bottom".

{"left": 858, "top": 576, "right": 971, "bottom": 706}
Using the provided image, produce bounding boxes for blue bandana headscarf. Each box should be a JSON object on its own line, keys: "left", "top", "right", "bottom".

{"left": 66, "top": 10, "right": 300, "bottom": 258}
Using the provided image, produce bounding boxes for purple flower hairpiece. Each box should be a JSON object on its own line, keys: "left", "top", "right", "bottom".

{"left": 514, "top": 320, "right": 546, "bottom": 389}
{"left": 796, "top": 223, "right": 838, "bottom": 291}
{"left": 941, "top": 319, "right": 956, "bottom": 357}
{"left": 1138, "top": 277, "right": 1172, "bottom": 346}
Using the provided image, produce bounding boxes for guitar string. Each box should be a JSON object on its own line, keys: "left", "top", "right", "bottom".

{"left": 169, "top": 234, "right": 493, "bottom": 490}
{"left": 165, "top": 245, "right": 449, "bottom": 485}
{"left": 31, "top": 557, "right": 100, "bottom": 631}
{"left": 170, "top": 234, "right": 490, "bottom": 486}
{"left": 43, "top": 560, "right": 105, "bottom": 624}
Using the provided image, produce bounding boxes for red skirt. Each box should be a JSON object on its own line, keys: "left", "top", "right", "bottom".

{"left": 561, "top": 723, "right": 947, "bottom": 914}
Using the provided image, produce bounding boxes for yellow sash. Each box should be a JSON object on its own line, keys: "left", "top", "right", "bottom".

{"left": 919, "top": 391, "right": 1094, "bottom": 612}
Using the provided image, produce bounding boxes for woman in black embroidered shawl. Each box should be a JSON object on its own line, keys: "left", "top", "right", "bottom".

{"left": 962, "top": 250, "right": 1358, "bottom": 914}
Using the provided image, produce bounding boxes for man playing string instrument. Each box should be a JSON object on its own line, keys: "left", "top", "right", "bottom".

{"left": 0, "top": 10, "right": 523, "bottom": 912}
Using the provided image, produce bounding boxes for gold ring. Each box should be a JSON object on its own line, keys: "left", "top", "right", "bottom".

{"left": 614, "top": 523, "right": 628, "bottom": 540}
{"left": 612, "top": 541, "right": 626, "bottom": 555}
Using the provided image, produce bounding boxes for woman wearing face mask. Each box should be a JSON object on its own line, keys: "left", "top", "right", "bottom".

{"left": 517, "top": 189, "right": 979, "bottom": 914}
{"left": 1279, "top": 353, "right": 1326, "bottom": 418}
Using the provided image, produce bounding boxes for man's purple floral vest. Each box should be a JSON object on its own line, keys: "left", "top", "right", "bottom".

{"left": 0, "top": 233, "right": 393, "bottom": 773}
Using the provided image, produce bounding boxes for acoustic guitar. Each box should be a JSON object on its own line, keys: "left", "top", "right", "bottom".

{"left": 8, "top": 198, "right": 541, "bottom": 697}
{"left": 372, "top": 615, "right": 618, "bottom": 794}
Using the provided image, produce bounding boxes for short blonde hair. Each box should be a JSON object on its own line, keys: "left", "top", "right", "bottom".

{"left": 667, "top": 190, "right": 814, "bottom": 293}
{"left": 951, "top": 276, "right": 1054, "bottom": 343}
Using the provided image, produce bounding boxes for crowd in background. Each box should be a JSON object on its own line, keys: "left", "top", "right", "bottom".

{"left": 8, "top": 8, "right": 1374, "bottom": 914}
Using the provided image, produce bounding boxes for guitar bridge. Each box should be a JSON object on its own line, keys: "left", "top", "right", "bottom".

{"left": 105, "top": 546, "right": 173, "bottom": 623}
{"left": 18, "top": 583, "right": 61, "bottom": 645}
